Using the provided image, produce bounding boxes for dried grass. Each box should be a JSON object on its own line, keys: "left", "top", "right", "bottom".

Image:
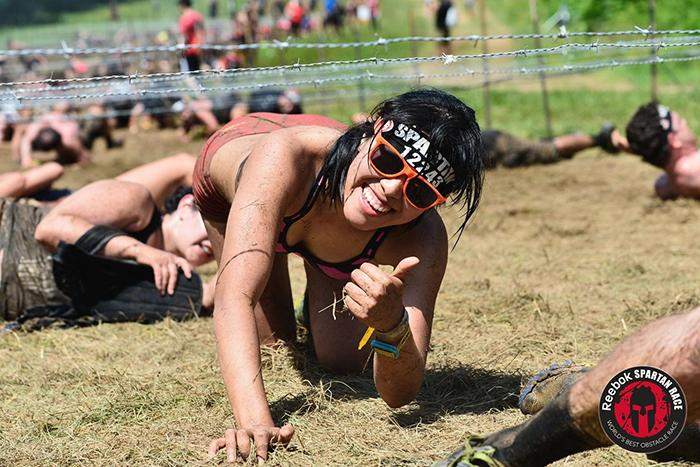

{"left": 2, "top": 96, "right": 699, "bottom": 465}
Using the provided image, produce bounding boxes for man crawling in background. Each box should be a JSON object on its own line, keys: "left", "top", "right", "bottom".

{"left": 481, "top": 124, "right": 627, "bottom": 169}
{"left": 625, "top": 102, "right": 700, "bottom": 200}
{"left": 437, "top": 307, "right": 700, "bottom": 466}
{"left": 12, "top": 103, "right": 91, "bottom": 168}
{"left": 0, "top": 154, "right": 215, "bottom": 332}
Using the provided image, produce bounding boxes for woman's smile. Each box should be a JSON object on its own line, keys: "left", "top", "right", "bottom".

{"left": 360, "top": 184, "right": 392, "bottom": 216}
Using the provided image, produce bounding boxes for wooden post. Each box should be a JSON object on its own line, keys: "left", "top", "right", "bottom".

{"left": 649, "top": 0, "right": 658, "bottom": 101}
{"left": 478, "top": 0, "right": 492, "bottom": 128}
{"left": 109, "top": 0, "right": 120, "bottom": 21}
{"left": 529, "top": 0, "right": 553, "bottom": 139}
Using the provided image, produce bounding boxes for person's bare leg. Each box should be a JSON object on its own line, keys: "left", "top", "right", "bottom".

{"left": 250, "top": 258, "right": 297, "bottom": 343}
{"left": 116, "top": 153, "right": 195, "bottom": 207}
{"left": 192, "top": 108, "right": 220, "bottom": 136}
{"left": 304, "top": 263, "right": 372, "bottom": 374}
{"left": 129, "top": 102, "right": 146, "bottom": 133}
{"left": 21, "top": 162, "right": 64, "bottom": 195}
{"left": 0, "top": 172, "right": 25, "bottom": 197}
{"left": 552, "top": 133, "right": 596, "bottom": 158}
{"left": 567, "top": 307, "right": 700, "bottom": 442}
{"left": 471, "top": 308, "right": 700, "bottom": 466}
{"left": 0, "top": 162, "right": 64, "bottom": 198}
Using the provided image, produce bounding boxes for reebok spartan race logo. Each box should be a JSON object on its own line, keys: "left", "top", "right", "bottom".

{"left": 599, "top": 366, "right": 686, "bottom": 453}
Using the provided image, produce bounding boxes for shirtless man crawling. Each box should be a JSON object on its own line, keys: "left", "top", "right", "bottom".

{"left": 13, "top": 104, "right": 90, "bottom": 168}
{"left": 626, "top": 102, "right": 700, "bottom": 200}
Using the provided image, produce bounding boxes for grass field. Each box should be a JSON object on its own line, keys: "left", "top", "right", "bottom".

{"left": 1, "top": 83, "right": 699, "bottom": 465}
{"left": 2, "top": 0, "right": 700, "bottom": 465}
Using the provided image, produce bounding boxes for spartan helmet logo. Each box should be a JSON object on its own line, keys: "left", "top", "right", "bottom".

{"left": 630, "top": 386, "right": 656, "bottom": 436}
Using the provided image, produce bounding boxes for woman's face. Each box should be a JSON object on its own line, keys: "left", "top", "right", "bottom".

{"left": 169, "top": 195, "right": 215, "bottom": 266}
{"left": 342, "top": 124, "right": 434, "bottom": 231}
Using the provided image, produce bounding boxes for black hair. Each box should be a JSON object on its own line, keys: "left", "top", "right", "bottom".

{"left": 318, "top": 88, "right": 485, "bottom": 243}
{"left": 31, "top": 127, "right": 61, "bottom": 151}
{"left": 178, "top": 0, "right": 192, "bottom": 7}
{"left": 164, "top": 186, "right": 193, "bottom": 213}
{"left": 626, "top": 102, "right": 670, "bottom": 169}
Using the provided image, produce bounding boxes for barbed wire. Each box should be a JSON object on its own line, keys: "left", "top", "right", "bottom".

{"left": 2, "top": 39, "right": 699, "bottom": 96}
{"left": 3, "top": 52, "right": 697, "bottom": 104}
{"left": 7, "top": 84, "right": 401, "bottom": 123}
{"left": 9, "top": 50, "right": 696, "bottom": 122}
{"left": 2, "top": 27, "right": 700, "bottom": 57}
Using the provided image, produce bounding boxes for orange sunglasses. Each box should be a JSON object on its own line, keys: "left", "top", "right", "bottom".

{"left": 368, "top": 133, "right": 448, "bottom": 210}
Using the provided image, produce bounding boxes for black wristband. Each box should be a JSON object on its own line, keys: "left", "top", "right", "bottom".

{"left": 75, "top": 225, "right": 129, "bottom": 255}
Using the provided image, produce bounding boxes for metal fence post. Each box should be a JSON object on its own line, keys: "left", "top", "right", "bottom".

{"left": 478, "top": 0, "right": 492, "bottom": 128}
{"left": 649, "top": 0, "right": 658, "bottom": 101}
{"left": 529, "top": 0, "right": 553, "bottom": 139}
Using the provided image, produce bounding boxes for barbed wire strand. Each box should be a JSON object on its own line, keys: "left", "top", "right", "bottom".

{"left": 3, "top": 52, "right": 697, "bottom": 104}
{"left": 11, "top": 51, "right": 696, "bottom": 121}
{"left": 2, "top": 27, "right": 700, "bottom": 57}
{"left": 2, "top": 39, "right": 699, "bottom": 95}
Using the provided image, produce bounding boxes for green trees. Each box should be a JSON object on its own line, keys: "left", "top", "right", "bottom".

{"left": 0, "top": 0, "right": 113, "bottom": 26}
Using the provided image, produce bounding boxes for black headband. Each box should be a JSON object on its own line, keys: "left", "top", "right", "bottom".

{"left": 379, "top": 120, "right": 455, "bottom": 195}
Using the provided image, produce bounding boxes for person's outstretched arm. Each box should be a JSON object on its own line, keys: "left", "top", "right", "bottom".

{"left": 209, "top": 129, "right": 315, "bottom": 462}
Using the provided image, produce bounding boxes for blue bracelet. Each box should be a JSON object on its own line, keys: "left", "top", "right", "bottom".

{"left": 370, "top": 338, "right": 400, "bottom": 358}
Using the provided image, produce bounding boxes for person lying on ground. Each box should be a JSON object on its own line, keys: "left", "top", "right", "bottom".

{"left": 0, "top": 179, "right": 215, "bottom": 330}
{"left": 180, "top": 88, "right": 303, "bottom": 140}
{"left": 13, "top": 104, "right": 90, "bottom": 168}
{"left": 626, "top": 102, "right": 700, "bottom": 201}
{"left": 180, "top": 93, "right": 243, "bottom": 139}
{"left": 437, "top": 307, "right": 700, "bottom": 466}
{"left": 0, "top": 152, "right": 197, "bottom": 206}
{"left": 0, "top": 162, "right": 64, "bottom": 199}
{"left": 234, "top": 88, "right": 303, "bottom": 116}
{"left": 201, "top": 89, "right": 485, "bottom": 462}
{"left": 482, "top": 124, "right": 629, "bottom": 169}
{"left": 80, "top": 103, "right": 123, "bottom": 151}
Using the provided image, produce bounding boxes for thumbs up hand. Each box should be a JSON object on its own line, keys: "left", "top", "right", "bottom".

{"left": 343, "top": 257, "right": 420, "bottom": 332}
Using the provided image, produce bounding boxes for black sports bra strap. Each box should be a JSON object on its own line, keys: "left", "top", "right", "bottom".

{"left": 360, "top": 226, "right": 392, "bottom": 258}
{"left": 132, "top": 206, "right": 162, "bottom": 244}
{"left": 284, "top": 171, "right": 326, "bottom": 224}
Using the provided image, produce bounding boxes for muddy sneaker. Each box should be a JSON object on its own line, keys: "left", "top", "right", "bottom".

{"left": 518, "top": 360, "right": 588, "bottom": 415}
{"left": 434, "top": 436, "right": 504, "bottom": 467}
{"left": 593, "top": 123, "right": 620, "bottom": 154}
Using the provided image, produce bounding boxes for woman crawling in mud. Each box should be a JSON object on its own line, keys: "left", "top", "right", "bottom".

{"left": 197, "top": 89, "right": 485, "bottom": 461}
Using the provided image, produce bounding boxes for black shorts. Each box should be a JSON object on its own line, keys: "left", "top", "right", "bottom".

{"left": 482, "top": 130, "right": 559, "bottom": 168}
{"left": 185, "top": 54, "right": 201, "bottom": 72}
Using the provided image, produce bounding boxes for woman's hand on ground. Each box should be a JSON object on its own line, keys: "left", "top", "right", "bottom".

{"left": 208, "top": 424, "right": 295, "bottom": 463}
{"left": 135, "top": 246, "right": 192, "bottom": 295}
{"left": 343, "top": 257, "right": 420, "bottom": 332}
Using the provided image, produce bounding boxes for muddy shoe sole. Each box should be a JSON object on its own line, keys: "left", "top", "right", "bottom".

{"left": 518, "top": 360, "right": 588, "bottom": 415}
